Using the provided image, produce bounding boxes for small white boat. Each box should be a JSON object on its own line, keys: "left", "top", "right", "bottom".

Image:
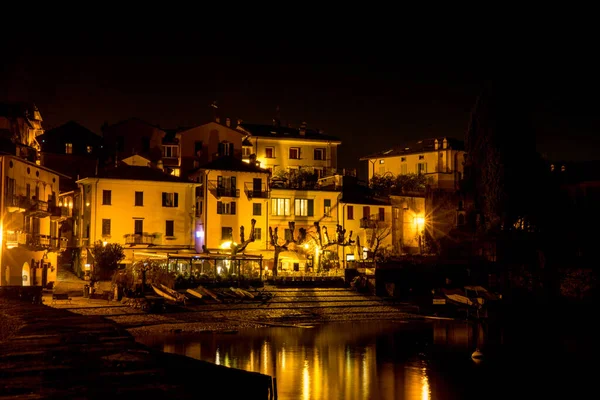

{"left": 151, "top": 284, "right": 178, "bottom": 302}
{"left": 186, "top": 288, "right": 204, "bottom": 299}
{"left": 159, "top": 283, "right": 187, "bottom": 303}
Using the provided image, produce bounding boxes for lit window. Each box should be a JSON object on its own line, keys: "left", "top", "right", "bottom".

{"left": 324, "top": 199, "right": 331, "bottom": 217}
{"left": 86, "top": 145, "right": 93, "bottom": 153}
{"left": 163, "top": 145, "right": 179, "bottom": 158}
{"left": 294, "top": 198, "right": 314, "bottom": 217}
{"left": 379, "top": 159, "right": 384, "bottom": 164}
{"left": 65, "top": 143, "right": 73, "bottom": 154}
{"left": 162, "top": 192, "right": 179, "bottom": 207}
{"left": 271, "top": 198, "right": 290, "bottom": 216}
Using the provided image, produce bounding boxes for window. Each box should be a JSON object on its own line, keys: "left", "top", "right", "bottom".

{"left": 194, "top": 141, "right": 203, "bottom": 156}
{"left": 134, "top": 219, "right": 143, "bottom": 235}
{"left": 242, "top": 146, "right": 252, "bottom": 156}
{"left": 102, "top": 190, "right": 111, "bottom": 205}
{"left": 379, "top": 159, "right": 385, "bottom": 164}
{"left": 417, "top": 162, "right": 427, "bottom": 175}
{"left": 86, "top": 145, "right": 93, "bottom": 154}
{"left": 135, "top": 191, "right": 143, "bottom": 206}
{"left": 65, "top": 143, "right": 73, "bottom": 154}
{"left": 324, "top": 199, "right": 331, "bottom": 217}
{"left": 166, "top": 220, "right": 174, "bottom": 237}
{"left": 272, "top": 198, "right": 290, "bottom": 216}
{"left": 102, "top": 219, "right": 111, "bottom": 236}
{"left": 363, "top": 206, "right": 370, "bottom": 219}
{"left": 217, "top": 176, "right": 236, "bottom": 197}
{"left": 379, "top": 207, "right": 385, "bottom": 221}
{"left": 253, "top": 203, "right": 262, "bottom": 216}
{"left": 163, "top": 145, "right": 179, "bottom": 158}
{"left": 265, "top": 147, "right": 275, "bottom": 158}
{"left": 289, "top": 147, "right": 300, "bottom": 159}
{"left": 254, "top": 228, "right": 262, "bottom": 241}
{"left": 314, "top": 148, "right": 325, "bottom": 160}
{"left": 217, "top": 201, "right": 236, "bottom": 215}
{"left": 221, "top": 227, "right": 233, "bottom": 241}
{"left": 162, "top": 192, "right": 179, "bottom": 207}
{"left": 294, "top": 199, "right": 314, "bottom": 216}
{"left": 401, "top": 164, "right": 408, "bottom": 175}
{"left": 347, "top": 205, "right": 354, "bottom": 220}
{"left": 218, "top": 141, "right": 233, "bottom": 156}
{"left": 284, "top": 229, "right": 292, "bottom": 241}
{"left": 401, "top": 157, "right": 406, "bottom": 162}
{"left": 419, "top": 155, "right": 425, "bottom": 160}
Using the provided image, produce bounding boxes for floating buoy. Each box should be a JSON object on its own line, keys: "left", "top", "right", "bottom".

{"left": 471, "top": 348, "right": 483, "bottom": 362}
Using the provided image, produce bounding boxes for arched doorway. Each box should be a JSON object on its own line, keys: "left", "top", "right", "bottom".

{"left": 22, "top": 262, "right": 31, "bottom": 286}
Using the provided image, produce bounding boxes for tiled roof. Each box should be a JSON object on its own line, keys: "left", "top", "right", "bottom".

{"left": 360, "top": 137, "right": 464, "bottom": 160}
{"left": 239, "top": 123, "right": 341, "bottom": 142}
{"left": 92, "top": 164, "right": 189, "bottom": 183}
{"left": 38, "top": 121, "right": 101, "bottom": 142}
{"left": 196, "top": 156, "right": 269, "bottom": 173}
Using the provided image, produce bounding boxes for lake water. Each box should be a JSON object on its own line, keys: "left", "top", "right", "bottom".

{"left": 137, "top": 318, "right": 595, "bottom": 399}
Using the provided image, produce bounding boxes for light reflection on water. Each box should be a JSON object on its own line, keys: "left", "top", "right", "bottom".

{"left": 138, "top": 320, "right": 592, "bottom": 400}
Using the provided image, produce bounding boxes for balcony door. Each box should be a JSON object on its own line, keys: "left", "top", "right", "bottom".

{"left": 253, "top": 178, "right": 262, "bottom": 197}
{"left": 134, "top": 219, "right": 143, "bottom": 235}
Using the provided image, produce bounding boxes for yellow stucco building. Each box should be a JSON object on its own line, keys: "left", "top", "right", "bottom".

{"left": 1, "top": 155, "right": 67, "bottom": 286}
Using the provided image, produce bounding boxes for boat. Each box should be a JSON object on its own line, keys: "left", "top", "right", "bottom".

{"left": 237, "top": 288, "right": 255, "bottom": 299}
{"left": 159, "top": 283, "right": 187, "bottom": 303}
{"left": 186, "top": 288, "right": 204, "bottom": 300}
{"left": 229, "top": 287, "right": 248, "bottom": 299}
{"left": 196, "top": 286, "right": 221, "bottom": 303}
{"left": 151, "top": 284, "right": 178, "bottom": 302}
{"left": 440, "top": 285, "right": 502, "bottom": 319}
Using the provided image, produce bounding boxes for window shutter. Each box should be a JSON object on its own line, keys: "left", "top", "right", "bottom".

{"left": 162, "top": 192, "right": 167, "bottom": 206}
{"left": 231, "top": 176, "right": 236, "bottom": 190}
{"left": 218, "top": 142, "right": 224, "bottom": 156}
{"left": 174, "top": 193, "right": 179, "bottom": 207}
{"left": 217, "top": 201, "right": 223, "bottom": 214}
{"left": 231, "top": 202, "right": 236, "bottom": 215}
{"left": 307, "top": 199, "right": 314, "bottom": 217}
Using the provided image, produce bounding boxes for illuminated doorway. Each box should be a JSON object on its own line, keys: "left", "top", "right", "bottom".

{"left": 22, "top": 262, "right": 31, "bottom": 286}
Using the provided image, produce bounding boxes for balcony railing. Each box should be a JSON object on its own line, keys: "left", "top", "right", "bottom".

{"left": 124, "top": 233, "right": 155, "bottom": 245}
{"left": 207, "top": 180, "right": 240, "bottom": 198}
{"left": 244, "top": 182, "right": 269, "bottom": 199}
{"left": 360, "top": 218, "right": 380, "bottom": 229}
{"left": 29, "top": 234, "right": 51, "bottom": 249}
{"left": 50, "top": 206, "right": 70, "bottom": 220}
{"left": 5, "top": 194, "right": 27, "bottom": 212}
{"left": 50, "top": 237, "right": 69, "bottom": 250}
{"left": 26, "top": 200, "right": 50, "bottom": 217}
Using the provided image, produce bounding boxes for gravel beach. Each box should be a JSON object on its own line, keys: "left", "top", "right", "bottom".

{"left": 43, "top": 286, "right": 424, "bottom": 338}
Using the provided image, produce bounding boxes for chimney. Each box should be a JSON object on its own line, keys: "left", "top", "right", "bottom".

{"left": 434, "top": 139, "right": 439, "bottom": 150}
{"left": 226, "top": 118, "right": 231, "bottom": 127}
{"left": 299, "top": 121, "right": 307, "bottom": 136}
{"left": 215, "top": 116, "right": 221, "bottom": 123}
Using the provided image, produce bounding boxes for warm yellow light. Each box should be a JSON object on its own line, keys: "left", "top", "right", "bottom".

{"left": 85, "top": 201, "right": 90, "bottom": 207}
{"left": 414, "top": 216, "right": 425, "bottom": 226}
{"left": 220, "top": 241, "right": 232, "bottom": 249}
{"left": 304, "top": 243, "right": 309, "bottom": 249}
{"left": 102, "top": 241, "right": 107, "bottom": 247}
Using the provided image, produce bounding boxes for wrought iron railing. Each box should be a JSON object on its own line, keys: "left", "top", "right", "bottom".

{"left": 124, "top": 233, "right": 155, "bottom": 245}
{"left": 244, "top": 182, "right": 269, "bottom": 199}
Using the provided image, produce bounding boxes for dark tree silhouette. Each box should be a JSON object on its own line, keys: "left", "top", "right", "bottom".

{"left": 269, "top": 221, "right": 307, "bottom": 277}
{"left": 311, "top": 222, "right": 355, "bottom": 272}
{"left": 464, "top": 80, "right": 542, "bottom": 232}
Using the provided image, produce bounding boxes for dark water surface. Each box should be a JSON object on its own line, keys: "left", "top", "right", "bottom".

{"left": 137, "top": 318, "right": 595, "bottom": 399}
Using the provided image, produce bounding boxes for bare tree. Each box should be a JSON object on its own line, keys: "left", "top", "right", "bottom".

{"left": 311, "top": 222, "right": 355, "bottom": 272}
{"left": 366, "top": 222, "right": 391, "bottom": 263}
{"left": 269, "top": 221, "right": 307, "bottom": 277}
{"left": 232, "top": 219, "right": 257, "bottom": 255}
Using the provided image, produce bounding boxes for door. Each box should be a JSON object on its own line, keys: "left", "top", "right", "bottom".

{"left": 253, "top": 178, "right": 262, "bottom": 197}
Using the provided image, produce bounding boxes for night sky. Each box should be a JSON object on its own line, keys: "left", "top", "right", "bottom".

{"left": 2, "top": 31, "right": 599, "bottom": 169}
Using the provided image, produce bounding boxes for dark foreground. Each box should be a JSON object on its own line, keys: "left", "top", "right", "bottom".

{"left": 0, "top": 298, "right": 274, "bottom": 399}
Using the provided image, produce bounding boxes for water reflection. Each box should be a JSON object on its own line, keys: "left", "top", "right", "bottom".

{"left": 137, "top": 320, "right": 592, "bottom": 400}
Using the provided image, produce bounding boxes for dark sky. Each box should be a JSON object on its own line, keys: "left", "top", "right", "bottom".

{"left": 2, "top": 31, "right": 599, "bottom": 169}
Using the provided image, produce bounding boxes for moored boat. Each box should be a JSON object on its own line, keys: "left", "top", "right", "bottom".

{"left": 151, "top": 284, "right": 178, "bottom": 302}
{"left": 186, "top": 288, "right": 204, "bottom": 299}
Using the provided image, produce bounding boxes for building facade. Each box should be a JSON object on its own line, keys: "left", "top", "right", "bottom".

{"left": 361, "top": 137, "right": 465, "bottom": 190}
{"left": 1, "top": 155, "right": 68, "bottom": 286}
{"left": 76, "top": 162, "right": 199, "bottom": 272}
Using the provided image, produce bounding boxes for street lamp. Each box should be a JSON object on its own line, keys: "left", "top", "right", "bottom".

{"left": 414, "top": 215, "right": 425, "bottom": 254}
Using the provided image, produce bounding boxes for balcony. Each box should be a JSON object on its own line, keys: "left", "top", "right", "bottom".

{"left": 26, "top": 200, "right": 51, "bottom": 217}
{"left": 207, "top": 180, "right": 240, "bottom": 199}
{"left": 29, "top": 234, "right": 51, "bottom": 250}
{"left": 244, "top": 182, "right": 269, "bottom": 200}
{"left": 5, "top": 194, "right": 27, "bottom": 212}
{"left": 50, "top": 236, "right": 69, "bottom": 250}
{"left": 124, "top": 233, "right": 155, "bottom": 245}
{"left": 50, "top": 206, "right": 70, "bottom": 221}
{"left": 360, "top": 218, "right": 380, "bottom": 229}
